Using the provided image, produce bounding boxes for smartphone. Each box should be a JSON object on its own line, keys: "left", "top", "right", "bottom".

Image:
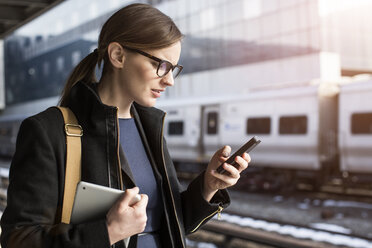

{"left": 216, "top": 136, "right": 261, "bottom": 174}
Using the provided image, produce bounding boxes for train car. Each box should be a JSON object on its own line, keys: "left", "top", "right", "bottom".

{"left": 339, "top": 79, "right": 372, "bottom": 186}
{"left": 160, "top": 100, "right": 202, "bottom": 163}
{"left": 160, "top": 82, "right": 340, "bottom": 187}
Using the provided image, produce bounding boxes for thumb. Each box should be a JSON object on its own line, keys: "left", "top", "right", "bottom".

{"left": 118, "top": 187, "right": 140, "bottom": 210}
{"left": 219, "top": 145, "right": 231, "bottom": 158}
{"left": 133, "top": 194, "right": 148, "bottom": 210}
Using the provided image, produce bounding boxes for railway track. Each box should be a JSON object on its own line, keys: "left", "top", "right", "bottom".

{"left": 190, "top": 220, "right": 331, "bottom": 248}
{"left": 188, "top": 212, "right": 372, "bottom": 248}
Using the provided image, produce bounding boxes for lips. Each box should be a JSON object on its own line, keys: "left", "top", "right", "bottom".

{"left": 151, "top": 89, "right": 164, "bottom": 98}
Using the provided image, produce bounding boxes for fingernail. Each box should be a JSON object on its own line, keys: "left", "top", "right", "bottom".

{"left": 222, "top": 151, "right": 229, "bottom": 157}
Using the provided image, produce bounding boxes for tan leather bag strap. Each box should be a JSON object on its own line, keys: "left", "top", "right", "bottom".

{"left": 57, "top": 107, "right": 83, "bottom": 224}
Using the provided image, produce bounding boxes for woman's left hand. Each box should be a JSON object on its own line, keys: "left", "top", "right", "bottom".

{"left": 203, "top": 145, "right": 251, "bottom": 202}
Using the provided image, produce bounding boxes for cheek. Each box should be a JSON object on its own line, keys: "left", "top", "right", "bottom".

{"left": 133, "top": 64, "right": 155, "bottom": 83}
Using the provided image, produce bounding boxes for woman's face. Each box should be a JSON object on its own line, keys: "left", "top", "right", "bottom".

{"left": 119, "top": 41, "right": 181, "bottom": 107}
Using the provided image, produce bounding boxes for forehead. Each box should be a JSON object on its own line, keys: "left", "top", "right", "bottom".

{"left": 147, "top": 42, "right": 181, "bottom": 65}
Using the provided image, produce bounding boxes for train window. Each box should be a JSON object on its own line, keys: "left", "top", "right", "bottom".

{"left": 72, "top": 51, "right": 81, "bottom": 66}
{"left": 351, "top": 112, "right": 372, "bottom": 134}
{"left": 207, "top": 112, "right": 218, "bottom": 135}
{"left": 168, "top": 121, "right": 184, "bottom": 135}
{"left": 279, "top": 115, "right": 307, "bottom": 134}
{"left": 167, "top": 110, "right": 178, "bottom": 115}
{"left": 246, "top": 117, "right": 271, "bottom": 134}
{"left": 56, "top": 57, "right": 64, "bottom": 72}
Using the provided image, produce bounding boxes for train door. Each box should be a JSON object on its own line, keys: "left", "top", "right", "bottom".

{"left": 318, "top": 88, "right": 339, "bottom": 176}
{"left": 201, "top": 105, "right": 221, "bottom": 159}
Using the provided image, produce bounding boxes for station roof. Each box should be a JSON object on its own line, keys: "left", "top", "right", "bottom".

{"left": 0, "top": 0, "right": 65, "bottom": 39}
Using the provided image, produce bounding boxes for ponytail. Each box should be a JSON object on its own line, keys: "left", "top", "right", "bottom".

{"left": 59, "top": 50, "right": 99, "bottom": 106}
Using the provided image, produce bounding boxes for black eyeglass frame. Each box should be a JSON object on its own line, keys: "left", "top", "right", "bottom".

{"left": 123, "top": 46, "right": 183, "bottom": 78}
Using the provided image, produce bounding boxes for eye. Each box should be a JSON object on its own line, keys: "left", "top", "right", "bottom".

{"left": 151, "top": 61, "right": 158, "bottom": 68}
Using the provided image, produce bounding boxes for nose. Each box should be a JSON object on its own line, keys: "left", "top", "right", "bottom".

{"left": 161, "top": 71, "right": 175, "bottom": 87}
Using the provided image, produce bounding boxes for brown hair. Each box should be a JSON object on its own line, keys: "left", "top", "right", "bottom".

{"left": 59, "top": 3, "right": 183, "bottom": 106}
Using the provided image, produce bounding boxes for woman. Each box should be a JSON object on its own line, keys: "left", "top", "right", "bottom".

{"left": 1, "top": 3, "right": 250, "bottom": 248}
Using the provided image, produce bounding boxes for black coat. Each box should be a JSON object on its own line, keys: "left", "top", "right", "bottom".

{"left": 1, "top": 81, "right": 230, "bottom": 248}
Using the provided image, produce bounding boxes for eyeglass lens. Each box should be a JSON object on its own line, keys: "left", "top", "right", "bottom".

{"left": 157, "top": 61, "right": 181, "bottom": 78}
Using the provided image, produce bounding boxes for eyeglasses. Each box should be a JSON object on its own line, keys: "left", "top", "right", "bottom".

{"left": 123, "top": 46, "right": 183, "bottom": 79}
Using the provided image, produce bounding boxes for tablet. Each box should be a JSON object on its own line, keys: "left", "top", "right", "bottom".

{"left": 70, "top": 181, "right": 141, "bottom": 224}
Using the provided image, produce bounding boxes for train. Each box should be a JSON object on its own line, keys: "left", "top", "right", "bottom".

{"left": 157, "top": 78, "right": 372, "bottom": 191}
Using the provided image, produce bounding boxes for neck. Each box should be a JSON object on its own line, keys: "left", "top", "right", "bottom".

{"left": 98, "top": 73, "right": 133, "bottom": 119}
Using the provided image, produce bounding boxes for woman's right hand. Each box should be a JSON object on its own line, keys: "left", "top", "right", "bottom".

{"left": 106, "top": 187, "right": 148, "bottom": 245}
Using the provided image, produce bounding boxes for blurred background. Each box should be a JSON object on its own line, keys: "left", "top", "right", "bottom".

{"left": 0, "top": 0, "right": 372, "bottom": 247}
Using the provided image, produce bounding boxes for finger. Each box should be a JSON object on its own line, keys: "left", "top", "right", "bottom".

{"left": 118, "top": 187, "right": 139, "bottom": 210}
{"left": 242, "top": 152, "right": 251, "bottom": 163}
{"left": 234, "top": 155, "right": 249, "bottom": 173}
{"left": 218, "top": 145, "right": 231, "bottom": 163}
{"left": 217, "top": 163, "right": 240, "bottom": 179}
{"left": 221, "top": 145, "right": 231, "bottom": 158}
{"left": 128, "top": 193, "right": 142, "bottom": 206}
{"left": 133, "top": 194, "right": 148, "bottom": 209}
{"left": 211, "top": 168, "right": 239, "bottom": 186}
{"left": 224, "top": 162, "right": 241, "bottom": 179}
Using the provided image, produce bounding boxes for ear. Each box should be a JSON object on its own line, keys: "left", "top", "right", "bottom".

{"left": 107, "top": 42, "right": 125, "bottom": 69}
